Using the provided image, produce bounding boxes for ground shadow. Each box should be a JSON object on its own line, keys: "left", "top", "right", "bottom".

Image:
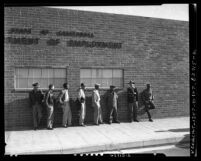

{"left": 175, "top": 134, "right": 190, "bottom": 149}
{"left": 155, "top": 128, "right": 190, "bottom": 133}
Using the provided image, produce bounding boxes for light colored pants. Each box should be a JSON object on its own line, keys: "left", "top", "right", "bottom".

{"left": 47, "top": 105, "right": 54, "bottom": 128}
{"left": 62, "top": 102, "right": 72, "bottom": 126}
{"left": 32, "top": 104, "right": 42, "bottom": 128}
{"left": 93, "top": 105, "right": 103, "bottom": 124}
{"left": 79, "top": 102, "right": 86, "bottom": 125}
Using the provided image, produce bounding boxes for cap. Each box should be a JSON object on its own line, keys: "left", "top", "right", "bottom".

{"left": 32, "top": 82, "right": 39, "bottom": 87}
{"left": 128, "top": 80, "right": 135, "bottom": 84}
{"left": 81, "top": 83, "right": 85, "bottom": 87}
{"left": 63, "top": 83, "right": 68, "bottom": 88}
{"left": 110, "top": 85, "right": 116, "bottom": 89}
{"left": 95, "top": 83, "right": 100, "bottom": 86}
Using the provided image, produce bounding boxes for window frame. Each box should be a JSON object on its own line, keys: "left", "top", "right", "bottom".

{"left": 14, "top": 66, "right": 68, "bottom": 91}
{"left": 80, "top": 68, "right": 124, "bottom": 89}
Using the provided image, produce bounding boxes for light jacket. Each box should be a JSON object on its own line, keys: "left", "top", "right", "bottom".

{"left": 92, "top": 89, "right": 100, "bottom": 108}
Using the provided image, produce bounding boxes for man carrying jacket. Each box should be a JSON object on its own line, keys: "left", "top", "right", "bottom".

{"left": 127, "top": 80, "right": 139, "bottom": 122}
{"left": 141, "top": 83, "right": 155, "bottom": 122}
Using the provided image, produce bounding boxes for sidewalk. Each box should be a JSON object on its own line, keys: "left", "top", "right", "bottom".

{"left": 5, "top": 117, "right": 190, "bottom": 155}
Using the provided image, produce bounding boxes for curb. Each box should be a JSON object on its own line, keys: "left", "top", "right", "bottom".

{"left": 10, "top": 135, "right": 189, "bottom": 154}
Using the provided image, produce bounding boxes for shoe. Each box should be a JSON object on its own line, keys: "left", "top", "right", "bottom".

{"left": 149, "top": 119, "right": 153, "bottom": 122}
{"left": 108, "top": 121, "right": 112, "bottom": 124}
{"left": 80, "top": 124, "right": 85, "bottom": 126}
{"left": 62, "top": 125, "right": 67, "bottom": 128}
{"left": 47, "top": 127, "right": 53, "bottom": 130}
{"left": 134, "top": 120, "right": 139, "bottom": 122}
{"left": 130, "top": 120, "right": 133, "bottom": 123}
{"left": 114, "top": 120, "right": 120, "bottom": 123}
{"left": 94, "top": 123, "right": 99, "bottom": 126}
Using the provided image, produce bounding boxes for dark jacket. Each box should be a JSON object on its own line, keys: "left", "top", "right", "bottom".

{"left": 45, "top": 90, "right": 54, "bottom": 107}
{"left": 142, "top": 88, "right": 154, "bottom": 103}
{"left": 29, "top": 89, "right": 44, "bottom": 107}
{"left": 127, "top": 87, "right": 138, "bottom": 103}
{"left": 107, "top": 90, "right": 118, "bottom": 108}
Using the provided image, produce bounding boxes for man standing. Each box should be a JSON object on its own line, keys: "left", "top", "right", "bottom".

{"left": 107, "top": 85, "right": 120, "bottom": 124}
{"left": 59, "top": 83, "right": 72, "bottom": 127}
{"left": 78, "top": 83, "right": 86, "bottom": 126}
{"left": 29, "top": 82, "right": 44, "bottom": 130}
{"left": 45, "top": 84, "right": 55, "bottom": 130}
{"left": 127, "top": 80, "right": 139, "bottom": 122}
{"left": 92, "top": 83, "right": 103, "bottom": 125}
{"left": 142, "top": 83, "right": 155, "bottom": 122}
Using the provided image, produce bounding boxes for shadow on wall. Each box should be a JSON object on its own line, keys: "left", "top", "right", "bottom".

{"left": 5, "top": 98, "right": 33, "bottom": 131}
{"left": 5, "top": 96, "right": 81, "bottom": 131}
{"left": 5, "top": 89, "right": 155, "bottom": 130}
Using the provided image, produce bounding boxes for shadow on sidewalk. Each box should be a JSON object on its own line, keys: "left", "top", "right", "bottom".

{"left": 155, "top": 128, "right": 190, "bottom": 133}
{"left": 175, "top": 134, "right": 190, "bottom": 149}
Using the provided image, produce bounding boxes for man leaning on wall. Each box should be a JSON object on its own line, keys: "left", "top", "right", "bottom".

{"left": 92, "top": 83, "right": 103, "bottom": 125}
{"left": 29, "top": 82, "right": 44, "bottom": 130}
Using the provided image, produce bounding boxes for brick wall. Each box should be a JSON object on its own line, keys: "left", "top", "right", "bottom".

{"left": 4, "top": 7, "right": 189, "bottom": 130}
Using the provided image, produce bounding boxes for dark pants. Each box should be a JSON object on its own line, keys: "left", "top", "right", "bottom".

{"left": 108, "top": 106, "right": 118, "bottom": 123}
{"left": 32, "top": 104, "right": 42, "bottom": 128}
{"left": 144, "top": 101, "right": 155, "bottom": 119}
{"left": 128, "top": 102, "right": 138, "bottom": 121}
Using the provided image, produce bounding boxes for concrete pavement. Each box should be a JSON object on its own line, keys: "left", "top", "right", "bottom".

{"left": 5, "top": 117, "right": 190, "bottom": 155}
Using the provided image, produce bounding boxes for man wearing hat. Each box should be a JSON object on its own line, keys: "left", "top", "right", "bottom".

{"left": 106, "top": 85, "right": 120, "bottom": 124}
{"left": 58, "top": 83, "right": 72, "bottom": 127}
{"left": 29, "top": 82, "right": 44, "bottom": 130}
{"left": 92, "top": 83, "right": 103, "bottom": 125}
{"left": 78, "top": 83, "right": 86, "bottom": 126}
{"left": 141, "top": 83, "right": 155, "bottom": 122}
{"left": 127, "top": 80, "right": 139, "bottom": 122}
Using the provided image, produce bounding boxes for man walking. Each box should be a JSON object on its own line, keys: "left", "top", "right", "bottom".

{"left": 107, "top": 85, "right": 120, "bottom": 124}
{"left": 29, "top": 82, "right": 44, "bottom": 130}
{"left": 92, "top": 83, "right": 103, "bottom": 125}
{"left": 127, "top": 80, "right": 139, "bottom": 122}
{"left": 45, "top": 84, "right": 55, "bottom": 130}
{"left": 142, "top": 83, "right": 155, "bottom": 122}
{"left": 78, "top": 83, "right": 86, "bottom": 126}
{"left": 58, "top": 83, "right": 72, "bottom": 127}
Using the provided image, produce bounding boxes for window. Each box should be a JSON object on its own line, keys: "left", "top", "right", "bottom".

{"left": 15, "top": 68, "right": 66, "bottom": 89}
{"left": 80, "top": 69, "right": 123, "bottom": 88}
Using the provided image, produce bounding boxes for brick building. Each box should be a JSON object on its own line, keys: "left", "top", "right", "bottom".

{"left": 4, "top": 7, "right": 189, "bottom": 130}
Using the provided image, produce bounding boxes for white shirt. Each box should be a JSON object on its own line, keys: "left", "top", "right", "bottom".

{"left": 64, "top": 89, "right": 69, "bottom": 102}
{"left": 78, "top": 88, "right": 85, "bottom": 100}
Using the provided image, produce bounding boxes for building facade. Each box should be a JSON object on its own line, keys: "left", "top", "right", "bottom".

{"left": 4, "top": 7, "right": 189, "bottom": 130}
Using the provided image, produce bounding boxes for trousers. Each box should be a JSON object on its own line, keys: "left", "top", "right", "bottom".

{"left": 108, "top": 106, "right": 118, "bottom": 123}
{"left": 128, "top": 102, "right": 138, "bottom": 121}
{"left": 144, "top": 101, "right": 155, "bottom": 119}
{"left": 79, "top": 102, "right": 86, "bottom": 125}
{"left": 93, "top": 105, "right": 103, "bottom": 124}
{"left": 47, "top": 105, "right": 54, "bottom": 128}
{"left": 32, "top": 104, "right": 42, "bottom": 128}
{"left": 62, "top": 102, "right": 72, "bottom": 126}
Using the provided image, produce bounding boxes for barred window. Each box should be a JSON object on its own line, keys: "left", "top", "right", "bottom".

{"left": 15, "top": 68, "right": 66, "bottom": 89}
{"left": 80, "top": 69, "right": 123, "bottom": 88}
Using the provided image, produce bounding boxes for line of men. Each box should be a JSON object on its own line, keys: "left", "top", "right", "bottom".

{"left": 29, "top": 80, "right": 155, "bottom": 130}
